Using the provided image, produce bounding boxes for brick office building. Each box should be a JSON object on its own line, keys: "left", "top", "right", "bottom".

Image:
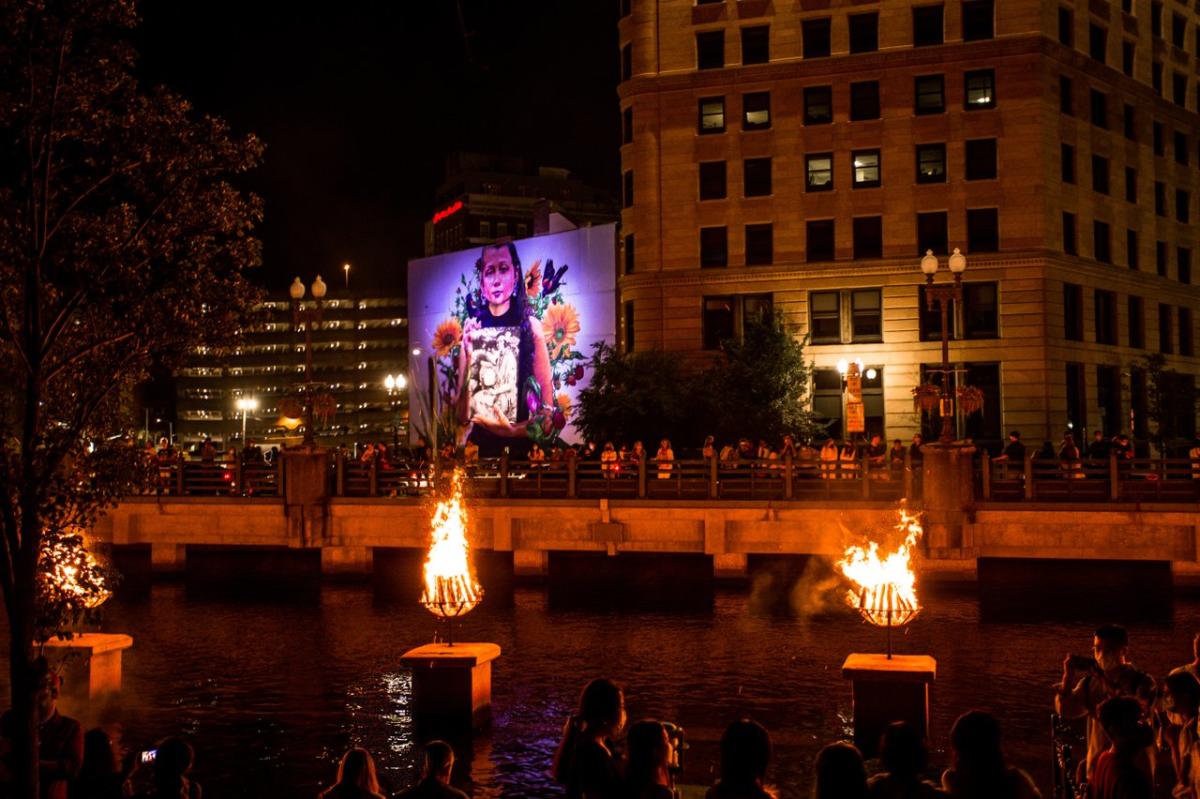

{"left": 617, "top": 0, "right": 1200, "bottom": 446}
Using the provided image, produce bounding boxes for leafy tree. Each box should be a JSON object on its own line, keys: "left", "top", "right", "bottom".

{"left": 1139, "top": 353, "right": 1199, "bottom": 451}
{"left": 0, "top": 2, "right": 262, "bottom": 795}
{"left": 573, "top": 342, "right": 702, "bottom": 448}
{"left": 702, "top": 310, "right": 816, "bottom": 445}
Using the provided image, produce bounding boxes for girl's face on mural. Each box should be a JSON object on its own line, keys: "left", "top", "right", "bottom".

{"left": 481, "top": 247, "right": 516, "bottom": 308}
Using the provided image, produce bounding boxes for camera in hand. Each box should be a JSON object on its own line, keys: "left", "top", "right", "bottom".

{"left": 1067, "top": 654, "right": 1098, "bottom": 673}
{"left": 662, "top": 722, "right": 686, "bottom": 775}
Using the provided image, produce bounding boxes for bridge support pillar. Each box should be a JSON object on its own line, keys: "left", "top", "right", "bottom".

{"left": 151, "top": 543, "right": 185, "bottom": 576}
{"left": 921, "top": 443, "right": 975, "bottom": 556}
{"left": 514, "top": 549, "right": 548, "bottom": 578}
{"left": 321, "top": 546, "right": 372, "bottom": 578}
{"left": 713, "top": 552, "right": 747, "bottom": 581}
{"left": 284, "top": 449, "right": 330, "bottom": 546}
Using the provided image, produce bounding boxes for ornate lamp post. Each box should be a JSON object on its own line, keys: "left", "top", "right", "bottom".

{"left": 919, "top": 248, "right": 967, "bottom": 444}
{"left": 235, "top": 396, "right": 258, "bottom": 443}
{"left": 289, "top": 276, "right": 327, "bottom": 448}
{"left": 384, "top": 373, "right": 407, "bottom": 450}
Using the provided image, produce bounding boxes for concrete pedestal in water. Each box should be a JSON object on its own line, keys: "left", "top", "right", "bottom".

{"left": 842, "top": 653, "right": 936, "bottom": 759}
{"left": 43, "top": 633, "right": 134, "bottom": 703}
{"left": 920, "top": 443, "right": 975, "bottom": 554}
{"left": 400, "top": 643, "right": 501, "bottom": 732}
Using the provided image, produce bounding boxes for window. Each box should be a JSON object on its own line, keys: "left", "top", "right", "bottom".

{"left": 1095, "top": 290, "right": 1117, "bottom": 344}
{"left": 1089, "top": 24, "right": 1107, "bottom": 62}
{"left": 913, "top": 5, "right": 944, "bottom": 46}
{"left": 698, "top": 97, "right": 725, "bottom": 133}
{"left": 1175, "top": 131, "right": 1189, "bottom": 165}
{"left": 1128, "top": 296, "right": 1145, "bottom": 348}
{"left": 620, "top": 0, "right": 631, "bottom": 17}
{"left": 1094, "top": 219, "right": 1108, "bottom": 262}
{"left": 1181, "top": 308, "right": 1194, "bottom": 356}
{"left": 1097, "top": 365, "right": 1122, "bottom": 436}
{"left": 1061, "top": 144, "right": 1076, "bottom": 183}
{"left": 850, "top": 81, "right": 881, "bottom": 120}
{"left": 917, "top": 211, "right": 948, "bottom": 255}
{"left": 624, "top": 301, "right": 635, "bottom": 353}
{"left": 813, "top": 369, "right": 846, "bottom": 439}
{"left": 622, "top": 107, "right": 632, "bottom": 144}
{"left": 918, "top": 285, "right": 955, "bottom": 341}
{"left": 963, "top": 283, "right": 999, "bottom": 338}
{"left": 1174, "top": 73, "right": 1187, "bottom": 106}
{"left": 1154, "top": 122, "right": 1164, "bottom": 155}
{"left": 622, "top": 44, "right": 632, "bottom": 81}
{"left": 806, "top": 153, "right": 833, "bottom": 192}
{"left": 1160, "top": 303, "right": 1174, "bottom": 353}
{"left": 700, "top": 227, "right": 728, "bottom": 268}
{"left": 965, "top": 139, "right": 997, "bottom": 180}
{"left": 1155, "top": 182, "right": 1167, "bottom": 216}
{"left": 967, "top": 208, "right": 999, "bottom": 252}
{"left": 1063, "top": 212, "right": 1077, "bottom": 255}
{"left": 1091, "top": 155, "right": 1109, "bottom": 195}
{"left": 804, "top": 86, "right": 832, "bottom": 125}
{"left": 1124, "top": 167, "right": 1137, "bottom": 202}
{"left": 1153, "top": 62, "right": 1163, "bottom": 95}
{"left": 964, "top": 69, "right": 996, "bottom": 109}
{"left": 962, "top": 0, "right": 994, "bottom": 40}
{"left": 744, "top": 158, "right": 772, "bottom": 196}
{"left": 1173, "top": 13, "right": 1187, "bottom": 47}
{"left": 1065, "top": 364, "right": 1086, "bottom": 434}
{"left": 1064, "top": 283, "right": 1083, "bottom": 340}
{"left": 741, "top": 25, "right": 769, "bottom": 64}
{"left": 1126, "top": 229, "right": 1139, "bottom": 270}
{"left": 849, "top": 13, "right": 879, "bottom": 53}
{"left": 517, "top": 223, "right": 527, "bottom": 238}
{"left": 915, "top": 75, "right": 945, "bottom": 114}
{"left": 852, "top": 149, "right": 881, "bottom": 188}
{"left": 803, "top": 18, "right": 831, "bottom": 58}
{"left": 806, "top": 219, "right": 836, "bottom": 262}
{"left": 623, "top": 171, "right": 634, "bottom": 208}
{"left": 479, "top": 220, "right": 491, "bottom": 238}
{"left": 697, "top": 31, "right": 725, "bottom": 70}
{"left": 742, "top": 92, "right": 770, "bottom": 130}
{"left": 809, "top": 292, "right": 841, "bottom": 344}
{"left": 1130, "top": 368, "right": 1148, "bottom": 438}
{"left": 699, "top": 161, "right": 727, "bottom": 200}
{"left": 917, "top": 143, "right": 947, "bottom": 183}
{"left": 851, "top": 290, "right": 883, "bottom": 342}
{"left": 1152, "top": 2, "right": 1163, "bottom": 37}
{"left": 496, "top": 221, "right": 508, "bottom": 238}
{"left": 1122, "top": 41, "right": 1134, "bottom": 77}
{"left": 745, "top": 224, "right": 773, "bottom": 265}
{"left": 1177, "top": 189, "right": 1190, "bottom": 223}
{"left": 1089, "top": 89, "right": 1107, "bottom": 128}
{"left": 1179, "top": 246, "right": 1192, "bottom": 284}
{"left": 1123, "top": 104, "right": 1135, "bottom": 140}
{"left": 1060, "top": 76, "right": 1074, "bottom": 115}
{"left": 703, "top": 297, "right": 735, "bottom": 349}
{"left": 624, "top": 234, "right": 635, "bottom": 274}
{"left": 853, "top": 217, "right": 883, "bottom": 259}
{"left": 1158, "top": 240, "right": 1169, "bottom": 276}
{"left": 1058, "top": 7, "right": 1074, "bottom": 46}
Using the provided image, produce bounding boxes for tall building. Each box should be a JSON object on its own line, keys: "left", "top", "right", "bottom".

{"left": 426, "top": 152, "right": 619, "bottom": 255}
{"left": 174, "top": 291, "right": 408, "bottom": 448}
{"left": 618, "top": 0, "right": 1200, "bottom": 445}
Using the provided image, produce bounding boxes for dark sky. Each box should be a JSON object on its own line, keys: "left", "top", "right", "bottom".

{"left": 136, "top": 2, "right": 620, "bottom": 292}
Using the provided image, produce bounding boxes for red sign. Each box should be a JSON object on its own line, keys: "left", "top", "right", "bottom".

{"left": 432, "top": 200, "right": 463, "bottom": 225}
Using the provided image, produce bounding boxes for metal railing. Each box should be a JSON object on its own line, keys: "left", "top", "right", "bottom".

{"left": 153, "top": 458, "right": 282, "bottom": 497}
{"left": 979, "top": 452, "right": 1200, "bottom": 503}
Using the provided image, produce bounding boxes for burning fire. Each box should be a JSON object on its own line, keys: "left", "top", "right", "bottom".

{"left": 39, "top": 536, "right": 112, "bottom": 610}
{"left": 419, "top": 468, "right": 482, "bottom": 619}
{"left": 836, "top": 509, "right": 923, "bottom": 629}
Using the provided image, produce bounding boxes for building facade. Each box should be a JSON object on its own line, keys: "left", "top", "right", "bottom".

{"left": 426, "top": 152, "right": 619, "bottom": 256}
{"left": 175, "top": 291, "right": 408, "bottom": 449}
{"left": 618, "top": 0, "right": 1200, "bottom": 447}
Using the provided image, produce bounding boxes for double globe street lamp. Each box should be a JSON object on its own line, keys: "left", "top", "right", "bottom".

{"left": 918, "top": 248, "right": 968, "bottom": 444}
{"left": 289, "top": 276, "right": 327, "bottom": 447}
{"left": 235, "top": 396, "right": 259, "bottom": 443}
{"left": 384, "top": 373, "right": 407, "bottom": 449}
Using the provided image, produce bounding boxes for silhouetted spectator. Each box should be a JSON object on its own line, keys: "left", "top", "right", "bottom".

{"left": 0, "top": 661, "right": 83, "bottom": 799}
{"left": 395, "top": 741, "right": 466, "bottom": 799}
{"left": 1087, "top": 431, "right": 1110, "bottom": 462}
{"left": 813, "top": 742, "right": 866, "bottom": 799}
{"left": 1159, "top": 671, "right": 1200, "bottom": 798}
{"left": 941, "top": 711, "right": 1040, "bottom": 799}
{"left": 1088, "top": 697, "right": 1153, "bottom": 799}
{"left": 72, "top": 728, "right": 124, "bottom": 799}
{"left": 622, "top": 720, "right": 673, "bottom": 799}
{"left": 132, "top": 737, "right": 200, "bottom": 799}
{"left": 1055, "top": 624, "right": 1155, "bottom": 779}
{"left": 552, "top": 678, "right": 625, "bottom": 799}
{"left": 867, "top": 722, "right": 945, "bottom": 799}
{"left": 199, "top": 437, "right": 215, "bottom": 463}
{"left": 706, "top": 718, "right": 775, "bottom": 799}
{"left": 1170, "top": 632, "right": 1200, "bottom": 683}
{"left": 318, "top": 747, "right": 384, "bottom": 799}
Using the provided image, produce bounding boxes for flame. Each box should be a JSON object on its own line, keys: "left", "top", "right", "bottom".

{"left": 40, "top": 537, "right": 111, "bottom": 610}
{"left": 419, "top": 468, "right": 482, "bottom": 618}
{"left": 836, "top": 509, "right": 923, "bottom": 627}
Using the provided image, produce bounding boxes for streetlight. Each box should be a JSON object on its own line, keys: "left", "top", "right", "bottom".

{"left": 290, "top": 275, "right": 328, "bottom": 447}
{"left": 919, "top": 248, "right": 967, "bottom": 444}
{"left": 384, "top": 373, "right": 407, "bottom": 449}
{"left": 235, "top": 396, "right": 258, "bottom": 443}
{"left": 343, "top": 262, "right": 351, "bottom": 289}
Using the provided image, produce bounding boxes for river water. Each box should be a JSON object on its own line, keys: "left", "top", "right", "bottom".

{"left": 32, "top": 577, "right": 1195, "bottom": 798}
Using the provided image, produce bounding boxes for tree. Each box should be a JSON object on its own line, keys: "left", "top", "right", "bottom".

{"left": 702, "top": 310, "right": 816, "bottom": 445}
{"left": 1140, "top": 353, "right": 1199, "bottom": 452}
{"left": 0, "top": 3, "right": 262, "bottom": 795}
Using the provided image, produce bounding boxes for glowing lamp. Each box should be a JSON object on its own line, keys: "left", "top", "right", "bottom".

{"left": 289, "top": 277, "right": 305, "bottom": 300}
{"left": 948, "top": 247, "right": 967, "bottom": 274}
{"left": 312, "top": 276, "right": 327, "bottom": 299}
{"left": 384, "top": 375, "right": 396, "bottom": 391}
{"left": 920, "top": 250, "right": 939, "bottom": 276}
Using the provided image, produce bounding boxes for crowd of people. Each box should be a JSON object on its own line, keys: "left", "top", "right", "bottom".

{"left": 11, "top": 622, "right": 1200, "bottom": 797}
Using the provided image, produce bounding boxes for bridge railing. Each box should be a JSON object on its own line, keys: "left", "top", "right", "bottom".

{"left": 979, "top": 452, "right": 1200, "bottom": 503}
{"left": 153, "top": 458, "right": 282, "bottom": 497}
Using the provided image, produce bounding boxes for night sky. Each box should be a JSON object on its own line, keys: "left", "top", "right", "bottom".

{"left": 135, "top": 2, "right": 621, "bottom": 292}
